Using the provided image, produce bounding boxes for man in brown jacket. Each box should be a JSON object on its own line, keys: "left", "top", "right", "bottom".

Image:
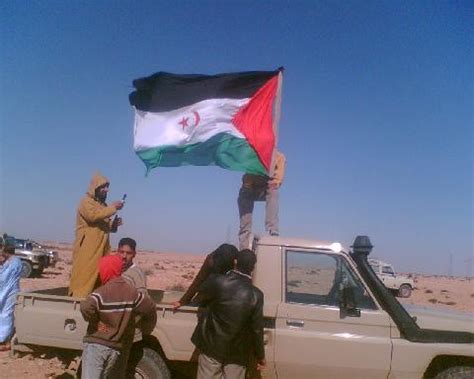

{"left": 69, "top": 172, "right": 124, "bottom": 297}
{"left": 238, "top": 150, "right": 286, "bottom": 249}
{"left": 80, "top": 255, "right": 156, "bottom": 379}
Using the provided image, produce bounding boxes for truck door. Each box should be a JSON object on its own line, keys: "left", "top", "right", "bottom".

{"left": 274, "top": 249, "right": 392, "bottom": 379}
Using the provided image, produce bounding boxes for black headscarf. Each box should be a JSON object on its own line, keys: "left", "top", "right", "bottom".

{"left": 211, "top": 244, "right": 238, "bottom": 274}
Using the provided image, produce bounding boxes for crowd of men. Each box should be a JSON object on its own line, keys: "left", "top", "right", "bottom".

{"left": 69, "top": 164, "right": 285, "bottom": 378}
{"left": 1, "top": 152, "right": 285, "bottom": 378}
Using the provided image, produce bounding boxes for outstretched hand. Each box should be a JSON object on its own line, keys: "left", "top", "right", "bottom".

{"left": 171, "top": 301, "right": 181, "bottom": 311}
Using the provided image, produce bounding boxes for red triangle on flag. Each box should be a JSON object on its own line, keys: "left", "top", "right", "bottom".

{"left": 232, "top": 75, "right": 279, "bottom": 173}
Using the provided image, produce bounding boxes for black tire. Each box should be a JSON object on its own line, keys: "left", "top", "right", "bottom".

{"left": 434, "top": 366, "right": 474, "bottom": 379}
{"left": 128, "top": 346, "right": 171, "bottom": 379}
{"left": 398, "top": 284, "right": 412, "bottom": 298}
{"left": 20, "top": 260, "right": 33, "bottom": 278}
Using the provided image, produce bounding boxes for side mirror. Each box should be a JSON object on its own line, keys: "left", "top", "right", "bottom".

{"left": 339, "top": 285, "right": 361, "bottom": 318}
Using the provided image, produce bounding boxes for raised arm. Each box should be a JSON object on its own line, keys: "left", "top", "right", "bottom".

{"left": 79, "top": 198, "right": 117, "bottom": 224}
{"left": 175, "top": 254, "right": 214, "bottom": 308}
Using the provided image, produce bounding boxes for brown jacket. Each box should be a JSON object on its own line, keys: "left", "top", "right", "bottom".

{"left": 69, "top": 173, "right": 117, "bottom": 297}
{"left": 242, "top": 151, "right": 286, "bottom": 190}
{"left": 80, "top": 277, "right": 156, "bottom": 350}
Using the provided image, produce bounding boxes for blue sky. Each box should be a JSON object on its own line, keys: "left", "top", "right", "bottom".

{"left": 1, "top": 1, "right": 472, "bottom": 275}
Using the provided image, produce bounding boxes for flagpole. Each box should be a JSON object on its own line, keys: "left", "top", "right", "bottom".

{"left": 270, "top": 69, "right": 284, "bottom": 177}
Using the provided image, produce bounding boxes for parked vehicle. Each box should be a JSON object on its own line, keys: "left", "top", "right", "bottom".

{"left": 12, "top": 235, "right": 474, "bottom": 378}
{"left": 4, "top": 236, "right": 58, "bottom": 278}
{"left": 369, "top": 258, "right": 415, "bottom": 298}
{"left": 30, "top": 240, "right": 59, "bottom": 268}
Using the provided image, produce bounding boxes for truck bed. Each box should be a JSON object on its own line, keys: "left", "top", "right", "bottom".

{"left": 14, "top": 287, "right": 182, "bottom": 351}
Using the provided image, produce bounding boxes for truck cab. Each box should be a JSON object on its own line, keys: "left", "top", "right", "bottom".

{"left": 146, "top": 235, "right": 473, "bottom": 378}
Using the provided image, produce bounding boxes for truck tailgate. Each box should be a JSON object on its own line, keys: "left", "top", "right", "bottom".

{"left": 15, "top": 287, "right": 87, "bottom": 350}
{"left": 14, "top": 287, "right": 168, "bottom": 351}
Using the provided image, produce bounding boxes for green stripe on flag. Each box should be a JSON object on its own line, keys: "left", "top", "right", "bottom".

{"left": 136, "top": 133, "right": 267, "bottom": 176}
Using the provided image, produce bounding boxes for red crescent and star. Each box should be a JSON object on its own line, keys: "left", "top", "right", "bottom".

{"left": 179, "top": 111, "right": 200, "bottom": 130}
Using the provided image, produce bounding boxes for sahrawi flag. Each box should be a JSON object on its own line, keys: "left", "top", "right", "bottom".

{"left": 129, "top": 68, "right": 283, "bottom": 176}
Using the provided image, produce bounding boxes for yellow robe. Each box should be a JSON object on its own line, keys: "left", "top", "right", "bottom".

{"left": 68, "top": 173, "right": 117, "bottom": 297}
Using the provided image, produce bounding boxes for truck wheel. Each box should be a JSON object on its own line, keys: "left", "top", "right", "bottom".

{"left": 20, "top": 261, "right": 33, "bottom": 278}
{"left": 129, "top": 347, "right": 171, "bottom": 379}
{"left": 398, "top": 284, "right": 412, "bottom": 298}
{"left": 435, "top": 366, "right": 474, "bottom": 378}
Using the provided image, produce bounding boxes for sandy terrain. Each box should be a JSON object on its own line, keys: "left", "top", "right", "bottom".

{"left": 1, "top": 244, "right": 472, "bottom": 378}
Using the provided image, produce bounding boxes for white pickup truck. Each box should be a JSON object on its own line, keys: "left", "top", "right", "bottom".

{"left": 369, "top": 258, "right": 415, "bottom": 298}
{"left": 12, "top": 235, "right": 474, "bottom": 378}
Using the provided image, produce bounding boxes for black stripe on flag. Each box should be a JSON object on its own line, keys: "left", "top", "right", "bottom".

{"left": 129, "top": 69, "right": 280, "bottom": 112}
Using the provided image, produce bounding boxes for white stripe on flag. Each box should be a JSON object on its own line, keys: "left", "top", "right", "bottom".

{"left": 133, "top": 98, "right": 249, "bottom": 151}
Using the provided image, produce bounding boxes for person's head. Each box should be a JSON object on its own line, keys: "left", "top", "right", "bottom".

{"left": 0, "top": 242, "right": 15, "bottom": 264}
{"left": 211, "top": 244, "right": 238, "bottom": 274}
{"left": 0, "top": 252, "right": 5, "bottom": 265}
{"left": 87, "top": 172, "right": 110, "bottom": 203}
{"left": 95, "top": 183, "right": 109, "bottom": 203}
{"left": 236, "top": 249, "right": 257, "bottom": 275}
{"left": 117, "top": 237, "right": 137, "bottom": 271}
{"left": 3, "top": 243, "right": 15, "bottom": 255}
{"left": 98, "top": 255, "right": 123, "bottom": 284}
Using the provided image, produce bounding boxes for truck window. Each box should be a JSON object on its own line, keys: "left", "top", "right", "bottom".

{"left": 14, "top": 239, "right": 25, "bottom": 249}
{"left": 285, "top": 250, "right": 377, "bottom": 310}
{"left": 382, "top": 266, "right": 394, "bottom": 275}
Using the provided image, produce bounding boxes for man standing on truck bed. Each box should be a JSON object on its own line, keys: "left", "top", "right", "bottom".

{"left": 80, "top": 255, "right": 156, "bottom": 378}
{"left": 191, "top": 249, "right": 265, "bottom": 379}
{"left": 238, "top": 150, "right": 286, "bottom": 249}
{"left": 69, "top": 172, "right": 124, "bottom": 297}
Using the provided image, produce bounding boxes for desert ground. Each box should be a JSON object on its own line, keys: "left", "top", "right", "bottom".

{"left": 1, "top": 243, "right": 473, "bottom": 378}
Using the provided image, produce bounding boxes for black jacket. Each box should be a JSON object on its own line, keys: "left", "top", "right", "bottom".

{"left": 191, "top": 271, "right": 265, "bottom": 366}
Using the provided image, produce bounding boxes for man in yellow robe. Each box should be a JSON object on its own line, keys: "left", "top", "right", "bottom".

{"left": 68, "top": 172, "right": 124, "bottom": 297}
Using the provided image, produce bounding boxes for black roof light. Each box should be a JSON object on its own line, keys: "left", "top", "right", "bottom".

{"left": 351, "top": 235, "right": 373, "bottom": 256}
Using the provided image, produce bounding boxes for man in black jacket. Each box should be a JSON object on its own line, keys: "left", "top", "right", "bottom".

{"left": 191, "top": 249, "right": 265, "bottom": 379}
